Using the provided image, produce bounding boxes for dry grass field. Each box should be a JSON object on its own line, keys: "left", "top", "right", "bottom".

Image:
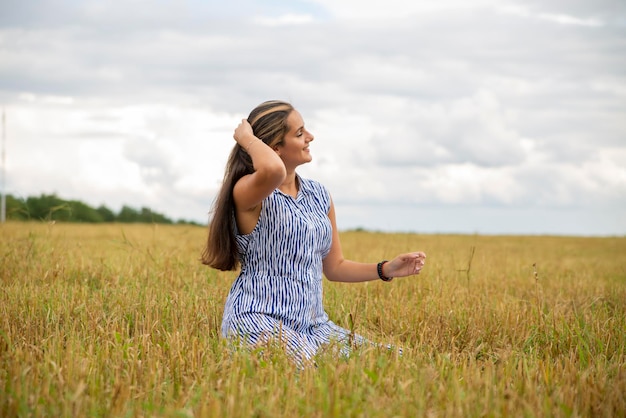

{"left": 1, "top": 222, "right": 625, "bottom": 417}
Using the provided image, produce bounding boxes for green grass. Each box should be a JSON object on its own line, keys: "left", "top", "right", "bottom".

{"left": 1, "top": 222, "right": 625, "bottom": 417}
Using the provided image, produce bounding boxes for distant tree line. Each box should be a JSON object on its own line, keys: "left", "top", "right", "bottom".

{"left": 2, "top": 193, "right": 201, "bottom": 225}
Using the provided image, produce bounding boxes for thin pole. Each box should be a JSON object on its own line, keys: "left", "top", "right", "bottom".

{"left": 1, "top": 108, "right": 5, "bottom": 223}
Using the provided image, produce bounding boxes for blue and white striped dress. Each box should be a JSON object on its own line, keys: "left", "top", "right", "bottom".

{"left": 221, "top": 175, "right": 366, "bottom": 362}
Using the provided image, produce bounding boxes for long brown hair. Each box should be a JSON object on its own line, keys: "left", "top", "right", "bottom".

{"left": 201, "top": 100, "right": 294, "bottom": 271}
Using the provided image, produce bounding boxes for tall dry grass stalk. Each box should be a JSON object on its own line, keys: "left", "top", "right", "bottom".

{"left": 1, "top": 222, "right": 625, "bottom": 417}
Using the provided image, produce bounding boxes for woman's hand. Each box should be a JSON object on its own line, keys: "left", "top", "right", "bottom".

{"left": 384, "top": 252, "right": 426, "bottom": 278}
{"left": 234, "top": 119, "right": 255, "bottom": 148}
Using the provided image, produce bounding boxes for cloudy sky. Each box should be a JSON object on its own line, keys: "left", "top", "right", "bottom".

{"left": 1, "top": 0, "right": 625, "bottom": 235}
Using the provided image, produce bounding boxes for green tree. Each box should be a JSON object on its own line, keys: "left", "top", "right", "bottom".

{"left": 96, "top": 205, "right": 116, "bottom": 222}
{"left": 5, "top": 194, "right": 29, "bottom": 220}
{"left": 3, "top": 193, "right": 179, "bottom": 224}
{"left": 138, "top": 207, "right": 173, "bottom": 224}
{"left": 117, "top": 205, "right": 140, "bottom": 223}
{"left": 68, "top": 200, "right": 104, "bottom": 223}
{"left": 25, "top": 194, "right": 70, "bottom": 221}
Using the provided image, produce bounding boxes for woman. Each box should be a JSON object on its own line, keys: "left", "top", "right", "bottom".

{"left": 202, "top": 100, "right": 426, "bottom": 364}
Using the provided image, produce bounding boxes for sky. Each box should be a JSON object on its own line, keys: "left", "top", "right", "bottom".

{"left": 1, "top": 0, "right": 625, "bottom": 235}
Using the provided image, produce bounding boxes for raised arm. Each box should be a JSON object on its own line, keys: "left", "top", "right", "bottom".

{"left": 322, "top": 198, "right": 426, "bottom": 283}
{"left": 232, "top": 119, "right": 286, "bottom": 234}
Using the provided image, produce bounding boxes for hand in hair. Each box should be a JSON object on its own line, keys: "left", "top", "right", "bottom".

{"left": 234, "top": 119, "right": 255, "bottom": 148}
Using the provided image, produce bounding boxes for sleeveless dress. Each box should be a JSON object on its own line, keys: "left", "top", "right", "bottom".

{"left": 221, "top": 175, "right": 366, "bottom": 362}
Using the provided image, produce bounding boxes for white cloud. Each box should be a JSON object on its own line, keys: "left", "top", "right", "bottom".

{"left": 253, "top": 13, "right": 316, "bottom": 26}
{"left": 309, "top": 0, "right": 504, "bottom": 19}
{"left": 1, "top": 0, "right": 625, "bottom": 234}
{"left": 537, "top": 13, "right": 603, "bottom": 26}
{"left": 498, "top": 5, "right": 605, "bottom": 26}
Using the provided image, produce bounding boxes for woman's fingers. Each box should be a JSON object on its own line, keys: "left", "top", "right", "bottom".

{"left": 403, "top": 252, "right": 425, "bottom": 274}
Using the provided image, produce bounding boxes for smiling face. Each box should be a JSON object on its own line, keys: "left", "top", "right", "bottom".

{"left": 274, "top": 110, "right": 314, "bottom": 170}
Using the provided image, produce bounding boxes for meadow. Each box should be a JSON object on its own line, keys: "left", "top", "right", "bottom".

{"left": 1, "top": 222, "right": 624, "bottom": 417}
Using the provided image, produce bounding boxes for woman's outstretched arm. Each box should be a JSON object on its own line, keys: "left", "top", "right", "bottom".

{"left": 322, "top": 199, "right": 426, "bottom": 283}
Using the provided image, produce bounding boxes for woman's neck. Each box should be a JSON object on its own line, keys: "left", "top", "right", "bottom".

{"left": 279, "top": 171, "right": 299, "bottom": 197}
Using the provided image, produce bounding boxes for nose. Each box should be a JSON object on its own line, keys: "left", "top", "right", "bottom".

{"left": 305, "top": 129, "right": 314, "bottom": 142}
